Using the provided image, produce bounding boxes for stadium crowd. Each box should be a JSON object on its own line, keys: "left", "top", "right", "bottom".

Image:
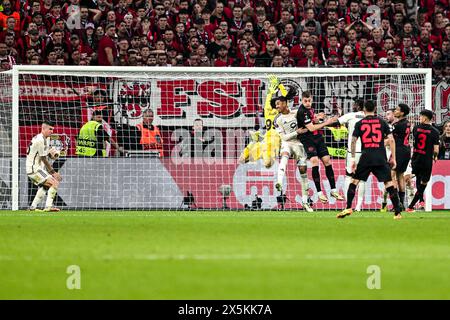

{"left": 0, "top": 0, "right": 449, "bottom": 80}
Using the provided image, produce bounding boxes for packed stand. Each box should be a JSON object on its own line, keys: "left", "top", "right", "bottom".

{"left": 0, "top": 0, "right": 449, "bottom": 80}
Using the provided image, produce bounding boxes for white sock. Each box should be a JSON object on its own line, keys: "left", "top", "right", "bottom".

{"left": 277, "top": 156, "right": 288, "bottom": 185}
{"left": 300, "top": 173, "right": 309, "bottom": 203}
{"left": 318, "top": 191, "right": 324, "bottom": 197}
{"left": 344, "top": 175, "right": 352, "bottom": 197}
{"left": 45, "top": 187, "right": 57, "bottom": 208}
{"left": 331, "top": 188, "right": 337, "bottom": 193}
{"left": 355, "top": 181, "right": 365, "bottom": 210}
{"left": 31, "top": 187, "right": 46, "bottom": 209}
{"left": 406, "top": 185, "right": 415, "bottom": 200}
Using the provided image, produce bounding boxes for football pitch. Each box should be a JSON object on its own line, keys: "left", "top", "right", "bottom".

{"left": 0, "top": 210, "right": 449, "bottom": 300}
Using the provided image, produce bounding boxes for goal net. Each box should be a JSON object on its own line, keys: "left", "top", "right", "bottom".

{"left": 0, "top": 71, "right": 12, "bottom": 210}
{"left": 4, "top": 66, "right": 431, "bottom": 211}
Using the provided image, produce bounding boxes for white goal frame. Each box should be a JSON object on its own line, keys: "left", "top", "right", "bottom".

{"left": 9, "top": 66, "right": 433, "bottom": 211}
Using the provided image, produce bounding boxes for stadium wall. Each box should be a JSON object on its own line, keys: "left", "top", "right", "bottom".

{"left": 1, "top": 158, "right": 448, "bottom": 210}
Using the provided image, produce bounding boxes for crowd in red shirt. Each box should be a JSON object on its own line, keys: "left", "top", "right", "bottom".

{"left": 0, "top": 0, "right": 450, "bottom": 82}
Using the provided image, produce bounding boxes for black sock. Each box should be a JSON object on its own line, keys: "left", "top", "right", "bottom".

{"left": 325, "top": 165, "right": 336, "bottom": 190}
{"left": 399, "top": 191, "right": 405, "bottom": 207}
{"left": 346, "top": 183, "right": 356, "bottom": 209}
{"left": 312, "top": 166, "right": 321, "bottom": 192}
{"left": 409, "top": 183, "right": 427, "bottom": 209}
{"left": 386, "top": 186, "right": 401, "bottom": 214}
{"left": 416, "top": 176, "right": 424, "bottom": 202}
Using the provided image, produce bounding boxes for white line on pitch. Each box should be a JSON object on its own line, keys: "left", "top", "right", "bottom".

{"left": 1, "top": 253, "right": 450, "bottom": 261}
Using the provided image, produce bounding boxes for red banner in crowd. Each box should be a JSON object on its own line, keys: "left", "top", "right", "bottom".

{"left": 19, "top": 80, "right": 103, "bottom": 102}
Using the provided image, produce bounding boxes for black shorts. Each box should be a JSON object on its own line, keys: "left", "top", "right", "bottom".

{"left": 412, "top": 160, "right": 433, "bottom": 183}
{"left": 395, "top": 149, "right": 411, "bottom": 173}
{"left": 354, "top": 162, "right": 392, "bottom": 182}
{"left": 301, "top": 137, "right": 329, "bottom": 159}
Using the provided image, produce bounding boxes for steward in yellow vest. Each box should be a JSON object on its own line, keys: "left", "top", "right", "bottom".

{"left": 76, "top": 110, "right": 123, "bottom": 157}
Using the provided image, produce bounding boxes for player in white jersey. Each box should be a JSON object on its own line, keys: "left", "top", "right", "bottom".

{"left": 272, "top": 87, "right": 313, "bottom": 212}
{"left": 26, "top": 121, "right": 62, "bottom": 212}
{"left": 337, "top": 100, "right": 366, "bottom": 211}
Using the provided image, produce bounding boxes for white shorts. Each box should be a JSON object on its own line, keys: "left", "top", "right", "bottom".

{"left": 280, "top": 141, "right": 307, "bottom": 166}
{"left": 386, "top": 148, "right": 392, "bottom": 161}
{"left": 404, "top": 161, "right": 413, "bottom": 175}
{"left": 346, "top": 152, "right": 361, "bottom": 174}
{"left": 28, "top": 169, "right": 51, "bottom": 186}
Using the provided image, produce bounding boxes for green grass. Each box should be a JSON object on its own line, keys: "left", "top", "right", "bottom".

{"left": 0, "top": 210, "right": 450, "bottom": 299}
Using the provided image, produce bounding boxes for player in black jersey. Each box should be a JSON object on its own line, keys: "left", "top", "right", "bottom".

{"left": 406, "top": 110, "right": 440, "bottom": 212}
{"left": 392, "top": 103, "right": 412, "bottom": 209}
{"left": 337, "top": 100, "right": 403, "bottom": 219}
{"left": 296, "top": 91, "right": 343, "bottom": 203}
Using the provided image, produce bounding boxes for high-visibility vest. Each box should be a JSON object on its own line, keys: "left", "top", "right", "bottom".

{"left": 327, "top": 126, "right": 348, "bottom": 158}
{"left": 76, "top": 121, "right": 106, "bottom": 157}
{"left": 327, "top": 147, "right": 347, "bottom": 158}
{"left": 329, "top": 125, "right": 348, "bottom": 141}
{"left": 0, "top": 11, "right": 20, "bottom": 32}
{"left": 136, "top": 123, "right": 163, "bottom": 157}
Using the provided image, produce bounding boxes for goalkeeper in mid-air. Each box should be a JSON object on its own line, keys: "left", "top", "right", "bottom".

{"left": 239, "top": 75, "right": 287, "bottom": 168}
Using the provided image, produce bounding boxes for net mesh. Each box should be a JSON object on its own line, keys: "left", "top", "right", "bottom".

{"left": 0, "top": 71, "right": 12, "bottom": 209}
{"left": 4, "top": 68, "right": 428, "bottom": 210}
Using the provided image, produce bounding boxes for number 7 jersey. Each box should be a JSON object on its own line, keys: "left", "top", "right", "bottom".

{"left": 352, "top": 115, "right": 391, "bottom": 166}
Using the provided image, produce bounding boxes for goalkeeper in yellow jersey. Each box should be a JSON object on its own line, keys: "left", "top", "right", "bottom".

{"left": 239, "top": 74, "right": 287, "bottom": 168}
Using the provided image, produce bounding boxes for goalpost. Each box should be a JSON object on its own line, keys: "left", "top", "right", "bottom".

{"left": 1, "top": 66, "right": 432, "bottom": 211}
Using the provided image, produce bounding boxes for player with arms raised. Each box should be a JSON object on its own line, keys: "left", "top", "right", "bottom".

{"left": 240, "top": 74, "right": 287, "bottom": 168}
{"left": 273, "top": 87, "right": 313, "bottom": 212}
{"left": 406, "top": 110, "right": 440, "bottom": 212}
{"left": 338, "top": 100, "right": 403, "bottom": 219}
{"left": 296, "top": 90, "right": 342, "bottom": 203}
{"left": 27, "top": 121, "right": 62, "bottom": 212}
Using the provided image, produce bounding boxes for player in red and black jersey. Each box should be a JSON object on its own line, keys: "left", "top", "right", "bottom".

{"left": 392, "top": 103, "right": 412, "bottom": 209}
{"left": 338, "top": 100, "right": 403, "bottom": 219}
{"left": 296, "top": 91, "right": 343, "bottom": 203}
{"left": 406, "top": 110, "right": 440, "bottom": 212}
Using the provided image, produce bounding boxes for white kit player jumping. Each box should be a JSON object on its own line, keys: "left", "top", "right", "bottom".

{"left": 273, "top": 87, "right": 314, "bottom": 212}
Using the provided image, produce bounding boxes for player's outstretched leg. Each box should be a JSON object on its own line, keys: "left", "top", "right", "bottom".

{"left": 407, "top": 182, "right": 427, "bottom": 213}
{"left": 44, "top": 186, "right": 60, "bottom": 212}
{"left": 337, "top": 182, "right": 357, "bottom": 218}
{"left": 263, "top": 130, "right": 280, "bottom": 169}
{"left": 344, "top": 174, "right": 352, "bottom": 199}
{"left": 380, "top": 190, "right": 388, "bottom": 212}
{"left": 276, "top": 154, "right": 289, "bottom": 192}
{"left": 385, "top": 184, "right": 402, "bottom": 219}
{"left": 29, "top": 187, "right": 47, "bottom": 211}
{"left": 311, "top": 165, "right": 327, "bottom": 202}
{"left": 405, "top": 176, "right": 416, "bottom": 204}
{"left": 43, "top": 176, "right": 61, "bottom": 212}
{"left": 355, "top": 181, "right": 365, "bottom": 211}
{"left": 298, "top": 164, "right": 313, "bottom": 212}
{"left": 321, "top": 155, "right": 343, "bottom": 201}
{"left": 325, "top": 164, "right": 344, "bottom": 200}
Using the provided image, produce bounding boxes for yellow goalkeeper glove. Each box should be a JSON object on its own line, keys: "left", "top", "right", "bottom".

{"left": 278, "top": 83, "right": 287, "bottom": 97}
{"left": 249, "top": 130, "right": 261, "bottom": 142}
{"left": 267, "top": 74, "right": 280, "bottom": 94}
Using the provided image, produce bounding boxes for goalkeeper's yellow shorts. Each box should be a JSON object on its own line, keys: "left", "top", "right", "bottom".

{"left": 262, "top": 129, "right": 281, "bottom": 168}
